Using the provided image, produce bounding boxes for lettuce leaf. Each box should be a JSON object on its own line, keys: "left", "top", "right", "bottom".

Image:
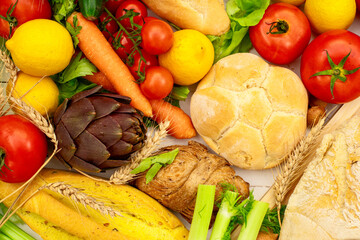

{"left": 209, "top": 0, "right": 270, "bottom": 63}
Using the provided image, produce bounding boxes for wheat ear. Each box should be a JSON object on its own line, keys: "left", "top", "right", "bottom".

{"left": 274, "top": 116, "right": 325, "bottom": 221}
{"left": 110, "top": 120, "right": 170, "bottom": 185}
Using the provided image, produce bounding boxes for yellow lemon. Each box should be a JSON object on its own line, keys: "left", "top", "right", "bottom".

{"left": 272, "top": 0, "right": 305, "bottom": 6}
{"left": 159, "top": 29, "right": 214, "bottom": 86}
{"left": 304, "top": 0, "right": 356, "bottom": 34}
{"left": 6, "top": 19, "right": 74, "bottom": 77}
{"left": 7, "top": 71, "right": 60, "bottom": 117}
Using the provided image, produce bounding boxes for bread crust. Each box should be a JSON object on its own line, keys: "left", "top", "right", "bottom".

{"left": 190, "top": 53, "right": 308, "bottom": 169}
{"left": 142, "top": 0, "right": 230, "bottom": 35}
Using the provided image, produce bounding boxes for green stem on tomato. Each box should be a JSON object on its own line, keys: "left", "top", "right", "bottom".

{"left": 237, "top": 200, "right": 269, "bottom": 240}
{"left": 0, "top": 213, "right": 35, "bottom": 240}
{"left": 266, "top": 19, "right": 289, "bottom": 34}
{"left": 188, "top": 185, "right": 216, "bottom": 240}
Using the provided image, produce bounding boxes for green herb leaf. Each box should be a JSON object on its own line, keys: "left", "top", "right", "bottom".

{"left": 145, "top": 162, "right": 163, "bottom": 184}
{"left": 58, "top": 53, "right": 97, "bottom": 83}
{"left": 50, "top": 0, "right": 77, "bottom": 23}
{"left": 65, "top": 15, "right": 82, "bottom": 48}
{"left": 130, "top": 148, "right": 179, "bottom": 183}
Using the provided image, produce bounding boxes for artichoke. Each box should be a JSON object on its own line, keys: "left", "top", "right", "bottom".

{"left": 54, "top": 86, "right": 147, "bottom": 173}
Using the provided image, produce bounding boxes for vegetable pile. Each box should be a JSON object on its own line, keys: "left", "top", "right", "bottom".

{"left": 1, "top": 0, "right": 360, "bottom": 239}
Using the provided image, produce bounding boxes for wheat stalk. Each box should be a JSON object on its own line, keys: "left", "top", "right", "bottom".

{"left": 43, "top": 182, "right": 122, "bottom": 217}
{"left": 274, "top": 116, "right": 325, "bottom": 219}
{"left": 110, "top": 120, "right": 170, "bottom": 185}
{"left": 0, "top": 49, "right": 17, "bottom": 114}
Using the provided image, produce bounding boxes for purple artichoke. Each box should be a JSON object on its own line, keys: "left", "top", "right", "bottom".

{"left": 54, "top": 86, "right": 147, "bottom": 173}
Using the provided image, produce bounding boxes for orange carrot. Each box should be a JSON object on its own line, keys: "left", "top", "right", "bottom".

{"left": 67, "top": 12, "right": 152, "bottom": 117}
{"left": 150, "top": 99, "right": 197, "bottom": 139}
{"left": 84, "top": 71, "right": 116, "bottom": 93}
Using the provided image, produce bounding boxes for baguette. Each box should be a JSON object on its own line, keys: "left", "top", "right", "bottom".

{"left": 142, "top": 0, "right": 230, "bottom": 35}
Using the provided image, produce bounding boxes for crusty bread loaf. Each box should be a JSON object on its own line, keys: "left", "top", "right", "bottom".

{"left": 279, "top": 116, "right": 360, "bottom": 239}
{"left": 142, "top": 0, "right": 230, "bottom": 35}
{"left": 190, "top": 53, "right": 308, "bottom": 169}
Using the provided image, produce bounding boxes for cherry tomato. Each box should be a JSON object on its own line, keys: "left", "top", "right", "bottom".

{"left": 249, "top": 3, "right": 311, "bottom": 65}
{"left": 143, "top": 16, "right": 158, "bottom": 24}
{"left": 141, "top": 19, "right": 174, "bottom": 55}
{"left": 128, "top": 50, "right": 158, "bottom": 80}
{"left": 301, "top": 29, "right": 360, "bottom": 104}
{"left": 140, "top": 66, "right": 174, "bottom": 99}
{"left": 357, "top": 0, "right": 360, "bottom": 11}
{"left": 0, "top": 0, "right": 52, "bottom": 38}
{"left": 115, "top": 0, "right": 147, "bottom": 31}
{"left": 99, "top": 11, "right": 119, "bottom": 39}
{"left": 108, "top": 30, "right": 134, "bottom": 60}
{"left": 105, "top": 0, "right": 125, "bottom": 14}
{"left": 0, "top": 115, "right": 47, "bottom": 183}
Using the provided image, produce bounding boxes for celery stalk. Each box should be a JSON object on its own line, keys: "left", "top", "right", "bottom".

{"left": 188, "top": 184, "right": 216, "bottom": 240}
{"left": 237, "top": 200, "right": 269, "bottom": 240}
{"left": 210, "top": 191, "right": 240, "bottom": 240}
{"left": 0, "top": 214, "right": 35, "bottom": 240}
{"left": 0, "top": 232, "right": 12, "bottom": 240}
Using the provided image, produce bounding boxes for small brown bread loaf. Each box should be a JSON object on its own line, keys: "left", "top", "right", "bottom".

{"left": 190, "top": 53, "right": 308, "bottom": 169}
{"left": 141, "top": 0, "right": 230, "bottom": 36}
{"left": 134, "top": 141, "right": 250, "bottom": 223}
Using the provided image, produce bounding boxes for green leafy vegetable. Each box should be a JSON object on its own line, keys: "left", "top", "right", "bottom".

{"left": 51, "top": 52, "right": 97, "bottom": 103}
{"left": 131, "top": 148, "right": 179, "bottom": 183}
{"left": 208, "top": 0, "right": 270, "bottom": 62}
{"left": 188, "top": 184, "right": 216, "bottom": 240}
{"left": 50, "top": 0, "right": 77, "bottom": 23}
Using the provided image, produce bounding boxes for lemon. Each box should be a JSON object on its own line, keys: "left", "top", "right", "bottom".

{"left": 6, "top": 19, "right": 74, "bottom": 77}
{"left": 7, "top": 71, "right": 60, "bottom": 117}
{"left": 272, "top": 0, "right": 305, "bottom": 6}
{"left": 159, "top": 29, "right": 214, "bottom": 86}
{"left": 304, "top": 0, "right": 356, "bottom": 34}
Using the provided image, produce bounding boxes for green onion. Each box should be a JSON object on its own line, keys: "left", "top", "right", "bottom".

{"left": 0, "top": 213, "right": 35, "bottom": 240}
{"left": 237, "top": 200, "right": 269, "bottom": 240}
{"left": 188, "top": 184, "right": 216, "bottom": 240}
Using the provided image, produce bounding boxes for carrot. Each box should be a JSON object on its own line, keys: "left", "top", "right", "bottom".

{"left": 84, "top": 71, "right": 116, "bottom": 93}
{"left": 150, "top": 99, "right": 197, "bottom": 139}
{"left": 67, "top": 12, "right": 152, "bottom": 117}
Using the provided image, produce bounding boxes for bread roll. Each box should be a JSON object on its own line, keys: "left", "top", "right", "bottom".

{"left": 279, "top": 116, "right": 360, "bottom": 239}
{"left": 190, "top": 53, "right": 308, "bottom": 169}
{"left": 142, "top": 0, "right": 230, "bottom": 35}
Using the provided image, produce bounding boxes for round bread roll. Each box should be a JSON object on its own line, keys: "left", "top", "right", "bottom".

{"left": 190, "top": 53, "right": 308, "bottom": 169}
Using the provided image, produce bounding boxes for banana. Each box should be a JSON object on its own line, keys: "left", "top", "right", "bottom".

{"left": 0, "top": 169, "right": 189, "bottom": 240}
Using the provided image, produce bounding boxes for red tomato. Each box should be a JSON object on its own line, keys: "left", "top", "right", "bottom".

{"left": 143, "top": 16, "right": 158, "bottom": 24}
{"left": 99, "top": 11, "right": 119, "bottom": 39}
{"left": 108, "top": 30, "right": 134, "bottom": 60}
{"left": 128, "top": 50, "right": 158, "bottom": 80}
{"left": 301, "top": 29, "right": 360, "bottom": 104}
{"left": 0, "top": 115, "right": 47, "bottom": 183}
{"left": 115, "top": 0, "right": 147, "bottom": 31}
{"left": 249, "top": 3, "right": 311, "bottom": 65}
{"left": 141, "top": 19, "right": 174, "bottom": 55}
{"left": 140, "top": 66, "right": 174, "bottom": 99}
{"left": 105, "top": 0, "right": 125, "bottom": 14}
{"left": 357, "top": 0, "right": 360, "bottom": 11}
{"left": 0, "top": 0, "right": 51, "bottom": 38}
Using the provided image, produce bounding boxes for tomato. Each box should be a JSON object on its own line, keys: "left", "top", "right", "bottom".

{"left": 141, "top": 19, "right": 174, "bottom": 55}
{"left": 99, "top": 11, "right": 119, "bottom": 39}
{"left": 0, "top": 115, "right": 47, "bottom": 183}
{"left": 128, "top": 50, "right": 159, "bottom": 80}
{"left": 301, "top": 29, "right": 360, "bottom": 104}
{"left": 0, "top": 0, "right": 51, "bottom": 38}
{"left": 105, "top": 0, "right": 125, "bottom": 14}
{"left": 115, "top": 0, "right": 147, "bottom": 31}
{"left": 249, "top": 3, "right": 311, "bottom": 65}
{"left": 143, "top": 16, "right": 158, "bottom": 24}
{"left": 140, "top": 66, "right": 174, "bottom": 99}
{"left": 357, "top": 0, "right": 360, "bottom": 11}
{"left": 108, "top": 30, "right": 134, "bottom": 60}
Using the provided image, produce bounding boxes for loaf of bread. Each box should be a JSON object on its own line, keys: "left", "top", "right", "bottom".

{"left": 190, "top": 53, "right": 308, "bottom": 169}
{"left": 142, "top": 0, "right": 230, "bottom": 35}
{"left": 279, "top": 115, "right": 360, "bottom": 239}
